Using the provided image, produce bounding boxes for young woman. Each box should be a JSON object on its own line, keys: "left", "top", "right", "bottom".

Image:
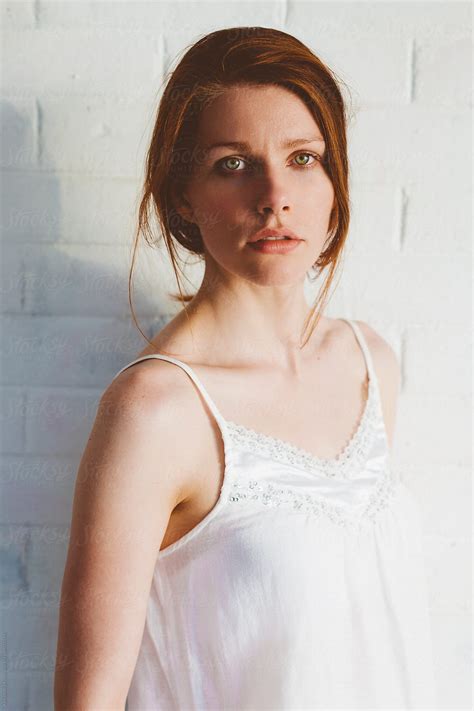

{"left": 54, "top": 27, "right": 437, "bottom": 710}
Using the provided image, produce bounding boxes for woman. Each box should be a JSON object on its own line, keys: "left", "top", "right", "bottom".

{"left": 54, "top": 27, "right": 437, "bottom": 710}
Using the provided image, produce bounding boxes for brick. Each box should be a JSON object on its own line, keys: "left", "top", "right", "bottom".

{"left": 2, "top": 242, "right": 193, "bottom": 317}
{"left": 24, "top": 387, "right": 102, "bottom": 457}
{"left": 1, "top": 315, "right": 147, "bottom": 387}
{"left": 0, "top": 170, "right": 138, "bottom": 245}
{"left": 330, "top": 253, "right": 470, "bottom": 325}
{"left": 347, "top": 183, "right": 401, "bottom": 253}
{"left": 396, "top": 391, "right": 470, "bottom": 468}
{"left": 0, "top": 388, "right": 25, "bottom": 454}
{"left": 2, "top": 604, "right": 59, "bottom": 671}
{"left": 0, "top": 97, "right": 37, "bottom": 170}
{"left": 405, "top": 325, "right": 470, "bottom": 395}
{"left": 0, "top": 1, "right": 35, "bottom": 29}
{"left": 403, "top": 183, "right": 471, "bottom": 256}
{"left": 2, "top": 28, "right": 161, "bottom": 101}
{"left": 0, "top": 457, "right": 75, "bottom": 524}
{"left": 415, "top": 36, "right": 472, "bottom": 106}
{"left": 39, "top": 94, "right": 156, "bottom": 177}
{"left": 287, "top": 3, "right": 471, "bottom": 41}
{"left": 40, "top": 1, "right": 279, "bottom": 33}
{"left": 349, "top": 106, "right": 470, "bottom": 185}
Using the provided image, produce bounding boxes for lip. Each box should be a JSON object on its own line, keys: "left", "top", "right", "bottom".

{"left": 247, "top": 239, "right": 302, "bottom": 255}
{"left": 247, "top": 227, "right": 302, "bottom": 243}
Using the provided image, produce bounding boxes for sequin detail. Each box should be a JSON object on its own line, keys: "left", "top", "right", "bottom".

{"left": 225, "top": 378, "right": 379, "bottom": 479}
{"left": 228, "top": 475, "right": 398, "bottom": 529}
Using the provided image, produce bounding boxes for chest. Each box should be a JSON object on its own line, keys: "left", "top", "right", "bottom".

{"left": 203, "top": 352, "right": 370, "bottom": 460}
{"left": 161, "top": 362, "right": 374, "bottom": 554}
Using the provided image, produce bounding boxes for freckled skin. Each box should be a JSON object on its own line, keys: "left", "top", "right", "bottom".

{"left": 176, "top": 83, "right": 335, "bottom": 291}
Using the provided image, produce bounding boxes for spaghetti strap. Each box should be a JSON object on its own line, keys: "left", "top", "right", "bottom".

{"left": 340, "top": 318, "right": 389, "bottom": 438}
{"left": 112, "top": 353, "right": 230, "bottom": 440}
{"left": 340, "top": 318, "right": 376, "bottom": 382}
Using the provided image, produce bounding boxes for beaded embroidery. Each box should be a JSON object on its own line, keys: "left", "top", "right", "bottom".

{"left": 225, "top": 377, "right": 380, "bottom": 479}
{"left": 228, "top": 475, "right": 398, "bottom": 529}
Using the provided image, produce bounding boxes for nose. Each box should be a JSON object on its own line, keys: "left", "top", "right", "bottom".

{"left": 255, "top": 173, "right": 291, "bottom": 217}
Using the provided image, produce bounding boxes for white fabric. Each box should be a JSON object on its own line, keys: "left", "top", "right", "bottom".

{"left": 113, "top": 319, "right": 438, "bottom": 710}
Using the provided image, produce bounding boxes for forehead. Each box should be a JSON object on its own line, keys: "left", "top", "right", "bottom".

{"left": 196, "top": 84, "right": 324, "bottom": 146}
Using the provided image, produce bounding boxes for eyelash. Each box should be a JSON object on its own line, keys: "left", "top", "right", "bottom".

{"left": 216, "top": 152, "right": 322, "bottom": 175}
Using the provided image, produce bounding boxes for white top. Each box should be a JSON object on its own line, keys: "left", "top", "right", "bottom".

{"left": 113, "top": 318, "right": 437, "bottom": 710}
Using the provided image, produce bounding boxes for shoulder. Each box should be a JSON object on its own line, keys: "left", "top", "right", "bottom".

{"left": 354, "top": 320, "right": 401, "bottom": 387}
{"left": 104, "top": 356, "right": 210, "bottom": 442}
{"left": 330, "top": 318, "right": 400, "bottom": 382}
{"left": 101, "top": 357, "right": 206, "bottom": 504}
{"left": 105, "top": 356, "right": 192, "bottom": 409}
{"left": 354, "top": 320, "right": 401, "bottom": 448}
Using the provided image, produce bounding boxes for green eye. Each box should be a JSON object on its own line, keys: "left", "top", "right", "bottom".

{"left": 216, "top": 151, "right": 320, "bottom": 175}
{"left": 223, "top": 157, "right": 243, "bottom": 171}
{"left": 294, "top": 153, "right": 312, "bottom": 166}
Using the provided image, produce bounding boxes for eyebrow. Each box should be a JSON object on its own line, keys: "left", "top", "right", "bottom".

{"left": 204, "top": 137, "right": 326, "bottom": 154}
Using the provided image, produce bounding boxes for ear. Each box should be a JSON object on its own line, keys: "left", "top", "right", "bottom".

{"left": 170, "top": 185, "right": 195, "bottom": 224}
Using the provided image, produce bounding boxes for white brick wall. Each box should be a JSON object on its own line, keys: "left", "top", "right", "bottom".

{"left": 1, "top": 2, "right": 471, "bottom": 709}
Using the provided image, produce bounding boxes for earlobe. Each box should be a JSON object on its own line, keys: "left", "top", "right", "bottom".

{"left": 172, "top": 189, "right": 195, "bottom": 223}
{"left": 176, "top": 204, "right": 195, "bottom": 223}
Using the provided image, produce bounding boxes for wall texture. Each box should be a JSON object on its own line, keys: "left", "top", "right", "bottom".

{"left": 1, "top": 1, "right": 471, "bottom": 709}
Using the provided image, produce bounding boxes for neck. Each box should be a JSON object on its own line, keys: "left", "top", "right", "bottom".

{"left": 172, "top": 280, "right": 328, "bottom": 375}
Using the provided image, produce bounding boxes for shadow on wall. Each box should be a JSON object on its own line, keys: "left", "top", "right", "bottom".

{"left": 0, "top": 97, "right": 182, "bottom": 709}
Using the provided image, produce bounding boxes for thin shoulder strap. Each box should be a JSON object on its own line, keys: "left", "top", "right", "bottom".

{"left": 340, "top": 318, "right": 395, "bottom": 467}
{"left": 112, "top": 354, "right": 228, "bottom": 433}
{"left": 339, "top": 318, "right": 376, "bottom": 382}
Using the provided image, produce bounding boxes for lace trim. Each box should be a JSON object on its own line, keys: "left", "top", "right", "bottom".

{"left": 225, "top": 378, "right": 380, "bottom": 478}
{"left": 228, "top": 475, "right": 398, "bottom": 529}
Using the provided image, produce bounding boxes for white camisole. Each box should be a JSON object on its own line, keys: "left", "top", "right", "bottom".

{"left": 112, "top": 318, "right": 437, "bottom": 710}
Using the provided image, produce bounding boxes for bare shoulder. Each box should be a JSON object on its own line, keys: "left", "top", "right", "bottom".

{"left": 104, "top": 355, "right": 191, "bottom": 411}
{"left": 354, "top": 320, "right": 401, "bottom": 386}
{"left": 103, "top": 357, "right": 216, "bottom": 502}
{"left": 99, "top": 358, "right": 195, "bottom": 506}
{"left": 354, "top": 320, "right": 401, "bottom": 449}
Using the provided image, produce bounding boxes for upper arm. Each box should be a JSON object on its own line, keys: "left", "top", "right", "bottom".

{"left": 54, "top": 366, "right": 188, "bottom": 709}
{"left": 356, "top": 320, "right": 401, "bottom": 451}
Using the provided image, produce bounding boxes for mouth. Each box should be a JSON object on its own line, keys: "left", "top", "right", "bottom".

{"left": 247, "top": 228, "right": 303, "bottom": 243}
{"left": 251, "top": 236, "right": 294, "bottom": 243}
{"left": 246, "top": 236, "right": 303, "bottom": 254}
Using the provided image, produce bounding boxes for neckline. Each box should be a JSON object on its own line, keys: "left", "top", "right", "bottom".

{"left": 116, "top": 319, "right": 379, "bottom": 474}
{"left": 223, "top": 375, "right": 375, "bottom": 473}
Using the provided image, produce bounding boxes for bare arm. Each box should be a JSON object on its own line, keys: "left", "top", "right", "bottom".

{"left": 54, "top": 367, "right": 189, "bottom": 710}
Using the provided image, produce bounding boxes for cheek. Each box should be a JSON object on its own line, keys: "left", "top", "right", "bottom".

{"left": 185, "top": 184, "right": 229, "bottom": 233}
{"left": 203, "top": 187, "right": 245, "bottom": 235}
{"left": 199, "top": 178, "right": 239, "bottom": 209}
{"left": 309, "top": 176, "right": 335, "bottom": 214}
{"left": 314, "top": 169, "right": 334, "bottom": 197}
{"left": 298, "top": 175, "right": 331, "bottom": 201}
